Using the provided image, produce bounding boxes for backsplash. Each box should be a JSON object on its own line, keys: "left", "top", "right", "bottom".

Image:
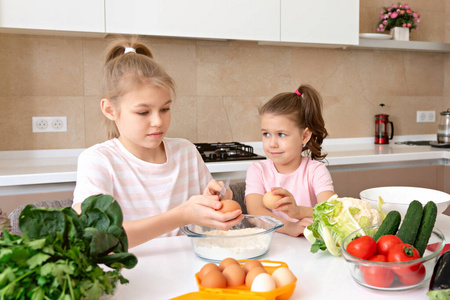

{"left": 0, "top": 0, "right": 449, "bottom": 150}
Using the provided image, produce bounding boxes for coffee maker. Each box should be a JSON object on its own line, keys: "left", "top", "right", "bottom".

{"left": 375, "top": 104, "right": 394, "bottom": 144}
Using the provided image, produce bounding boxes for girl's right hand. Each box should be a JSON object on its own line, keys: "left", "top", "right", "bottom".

{"left": 181, "top": 195, "right": 244, "bottom": 230}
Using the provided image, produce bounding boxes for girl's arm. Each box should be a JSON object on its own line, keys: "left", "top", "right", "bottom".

{"left": 73, "top": 194, "right": 243, "bottom": 248}
{"left": 317, "top": 190, "right": 335, "bottom": 203}
{"left": 246, "top": 193, "right": 309, "bottom": 237}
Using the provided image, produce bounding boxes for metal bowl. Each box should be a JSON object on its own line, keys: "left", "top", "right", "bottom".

{"left": 180, "top": 215, "right": 283, "bottom": 262}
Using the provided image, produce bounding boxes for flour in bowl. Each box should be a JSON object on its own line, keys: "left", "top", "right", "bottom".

{"left": 192, "top": 228, "right": 272, "bottom": 260}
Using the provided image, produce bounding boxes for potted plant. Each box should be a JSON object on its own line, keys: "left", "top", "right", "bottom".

{"left": 376, "top": 2, "right": 420, "bottom": 41}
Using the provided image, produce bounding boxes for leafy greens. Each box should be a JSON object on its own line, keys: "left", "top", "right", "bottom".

{"left": 305, "top": 195, "right": 385, "bottom": 256}
{"left": 0, "top": 194, "right": 137, "bottom": 300}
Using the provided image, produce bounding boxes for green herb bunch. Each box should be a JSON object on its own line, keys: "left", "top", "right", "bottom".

{"left": 0, "top": 194, "right": 138, "bottom": 300}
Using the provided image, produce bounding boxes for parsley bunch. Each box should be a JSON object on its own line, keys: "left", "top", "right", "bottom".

{"left": 0, "top": 194, "right": 137, "bottom": 300}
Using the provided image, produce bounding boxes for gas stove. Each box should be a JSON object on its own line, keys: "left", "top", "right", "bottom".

{"left": 194, "top": 142, "right": 266, "bottom": 162}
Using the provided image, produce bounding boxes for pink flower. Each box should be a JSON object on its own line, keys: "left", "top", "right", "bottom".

{"left": 406, "top": 9, "right": 412, "bottom": 13}
{"left": 377, "top": 28, "right": 381, "bottom": 32}
{"left": 400, "top": 10, "right": 405, "bottom": 15}
{"left": 405, "top": 5, "right": 410, "bottom": 9}
{"left": 383, "top": 20, "right": 388, "bottom": 25}
{"left": 413, "top": 13, "right": 418, "bottom": 18}
{"left": 392, "top": 4, "right": 398, "bottom": 8}
{"left": 407, "top": 23, "right": 411, "bottom": 28}
{"left": 402, "top": 23, "right": 407, "bottom": 27}
{"left": 417, "top": 19, "right": 421, "bottom": 23}
{"left": 379, "top": 24, "right": 384, "bottom": 28}
{"left": 391, "top": 12, "right": 398, "bottom": 18}
{"left": 380, "top": 28, "right": 385, "bottom": 32}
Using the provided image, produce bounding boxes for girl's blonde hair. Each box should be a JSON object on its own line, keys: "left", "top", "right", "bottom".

{"left": 259, "top": 84, "right": 328, "bottom": 161}
{"left": 101, "top": 36, "right": 175, "bottom": 139}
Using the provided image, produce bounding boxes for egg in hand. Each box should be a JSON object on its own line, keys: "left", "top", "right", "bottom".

{"left": 263, "top": 191, "right": 282, "bottom": 209}
{"left": 217, "top": 200, "right": 241, "bottom": 213}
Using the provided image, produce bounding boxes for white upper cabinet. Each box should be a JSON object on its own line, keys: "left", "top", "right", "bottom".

{"left": 281, "top": 0, "right": 359, "bottom": 45}
{"left": 0, "top": 0, "right": 105, "bottom": 35}
{"left": 105, "top": 0, "right": 280, "bottom": 42}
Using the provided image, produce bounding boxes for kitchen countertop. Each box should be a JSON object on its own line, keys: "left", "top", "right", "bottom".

{"left": 1, "top": 135, "right": 449, "bottom": 195}
{"left": 109, "top": 214, "right": 450, "bottom": 299}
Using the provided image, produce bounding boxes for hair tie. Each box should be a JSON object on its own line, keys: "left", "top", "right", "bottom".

{"left": 295, "top": 90, "right": 302, "bottom": 96}
{"left": 124, "top": 47, "right": 136, "bottom": 54}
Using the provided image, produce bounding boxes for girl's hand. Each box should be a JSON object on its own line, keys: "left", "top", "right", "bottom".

{"left": 182, "top": 194, "right": 243, "bottom": 230}
{"left": 203, "top": 179, "right": 233, "bottom": 200}
{"left": 270, "top": 187, "right": 302, "bottom": 219}
{"left": 281, "top": 217, "right": 313, "bottom": 237}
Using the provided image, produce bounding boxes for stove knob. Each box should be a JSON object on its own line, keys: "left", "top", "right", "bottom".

{"left": 209, "top": 153, "right": 217, "bottom": 160}
{"left": 220, "top": 152, "right": 228, "bottom": 160}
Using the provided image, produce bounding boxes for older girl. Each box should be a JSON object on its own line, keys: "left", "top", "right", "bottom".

{"left": 73, "top": 37, "right": 243, "bottom": 248}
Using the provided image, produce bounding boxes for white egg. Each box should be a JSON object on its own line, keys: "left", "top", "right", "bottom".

{"left": 250, "top": 273, "right": 276, "bottom": 292}
{"left": 271, "top": 267, "right": 296, "bottom": 287}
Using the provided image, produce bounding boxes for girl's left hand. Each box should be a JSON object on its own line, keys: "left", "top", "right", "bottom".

{"left": 270, "top": 187, "right": 301, "bottom": 219}
{"left": 203, "top": 179, "right": 233, "bottom": 200}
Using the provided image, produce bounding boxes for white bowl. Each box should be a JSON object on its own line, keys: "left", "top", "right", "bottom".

{"left": 360, "top": 186, "right": 450, "bottom": 218}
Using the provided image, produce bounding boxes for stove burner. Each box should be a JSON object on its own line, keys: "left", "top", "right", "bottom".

{"left": 194, "top": 142, "right": 265, "bottom": 162}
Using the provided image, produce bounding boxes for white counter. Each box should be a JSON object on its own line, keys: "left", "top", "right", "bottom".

{"left": 109, "top": 214, "right": 450, "bottom": 300}
{"left": 1, "top": 135, "right": 449, "bottom": 195}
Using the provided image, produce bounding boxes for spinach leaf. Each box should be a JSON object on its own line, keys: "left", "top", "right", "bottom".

{"left": 0, "top": 194, "right": 138, "bottom": 300}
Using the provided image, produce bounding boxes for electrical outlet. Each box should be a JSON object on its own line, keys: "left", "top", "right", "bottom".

{"left": 32, "top": 117, "right": 67, "bottom": 132}
{"left": 416, "top": 111, "right": 435, "bottom": 123}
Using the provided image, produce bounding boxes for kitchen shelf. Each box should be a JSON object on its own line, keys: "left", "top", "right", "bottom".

{"left": 353, "top": 38, "right": 450, "bottom": 53}
{"left": 259, "top": 39, "right": 450, "bottom": 54}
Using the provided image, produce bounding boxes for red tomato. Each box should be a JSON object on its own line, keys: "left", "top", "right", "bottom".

{"left": 387, "top": 243, "right": 421, "bottom": 276}
{"left": 397, "top": 264, "right": 426, "bottom": 286}
{"left": 361, "top": 254, "right": 395, "bottom": 288}
{"left": 346, "top": 236, "right": 377, "bottom": 260}
{"left": 377, "top": 235, "right": 403, "bottom": 256}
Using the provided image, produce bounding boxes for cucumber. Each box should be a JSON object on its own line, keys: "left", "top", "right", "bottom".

{"left": 414, "top": 201, "right": 438, "bottom": 257}
{"left": 396, "top": 200, "right": 423, "bottom": 245}
{"left": 373, "top": 210, "right": 401, "bottom": 241}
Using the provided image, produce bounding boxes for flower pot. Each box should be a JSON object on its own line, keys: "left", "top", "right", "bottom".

{"left": 391, "top": 27, "right": 409, "bottom": 41}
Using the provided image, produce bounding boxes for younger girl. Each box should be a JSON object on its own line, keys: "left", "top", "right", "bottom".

{"left": 245, "top": 85, "right": 335, "bottom": 237}
{"left": 73, "top": 37, "right": 243, "bottom": 248}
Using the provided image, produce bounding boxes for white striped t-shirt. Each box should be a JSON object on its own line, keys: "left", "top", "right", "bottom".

{"left": 73, "top": 138, "right": 212, "bottom": 237}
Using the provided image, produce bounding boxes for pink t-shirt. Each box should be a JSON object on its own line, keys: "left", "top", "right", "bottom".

{"left": 73, "top": 138, "right": 212, "bottom": 237}
{"left": 245, "top": 157, "right": 334, "bottom": 222}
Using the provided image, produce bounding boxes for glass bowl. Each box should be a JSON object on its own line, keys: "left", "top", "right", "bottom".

{"left": 180, "top": 215, "right": 283, "bottom": 262}
{"left": 341, "top": 225, "right": 445, "bottom": 291}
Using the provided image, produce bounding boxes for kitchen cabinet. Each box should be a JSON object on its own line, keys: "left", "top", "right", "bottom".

{"left": 280, "top": 0, "right": 359, "bottom": 45}
{"left": 105, "top": 0, "right": 280, "bottom": 42}
{"left": 0, "top": 0, "right": 105, "bottom": 36}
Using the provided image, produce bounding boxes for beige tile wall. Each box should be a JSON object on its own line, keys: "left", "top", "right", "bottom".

{"left": 1, "top": 1, "right": 449, "bottom": 150}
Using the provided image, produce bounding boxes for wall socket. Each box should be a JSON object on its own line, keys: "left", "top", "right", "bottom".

{"left": 416, "top": 111, "right": 435, "bottom": 123}
{"left": 32, "top": 116, "right": 67, "bottom": 132}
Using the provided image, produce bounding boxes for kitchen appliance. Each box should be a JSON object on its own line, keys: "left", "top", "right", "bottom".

{"left": 437, "top": 108, "right": 450, "bottom": 144}
{"left": 375, "top": 114, "right": 394, "bottom": 144}
{"left": 194, "top": 142, "right": 265, "bottom": 162}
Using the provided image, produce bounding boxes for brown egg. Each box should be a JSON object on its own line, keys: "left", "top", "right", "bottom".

{"left": 263, "top": 191, "right": 282, "bottom": 209}
{"left": 245, "top": 266, "right": 267, "bottom": 287}
{"left": 198, "top": 263, "right": 220, "bottom": 281}
{"left": 243, "top": 260, "right": 264, "bottom": 273}
{"left": 219, "top": 257, "right": 239, "bottom": 271}
{"left": 201, "top": 269, "right": 227, "bottom": 288}
{"left": 222, "top": 264, "right": 246, "bottom": 287}
{"left": 217, "top": 200, "right": 241, "bottom": 213}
